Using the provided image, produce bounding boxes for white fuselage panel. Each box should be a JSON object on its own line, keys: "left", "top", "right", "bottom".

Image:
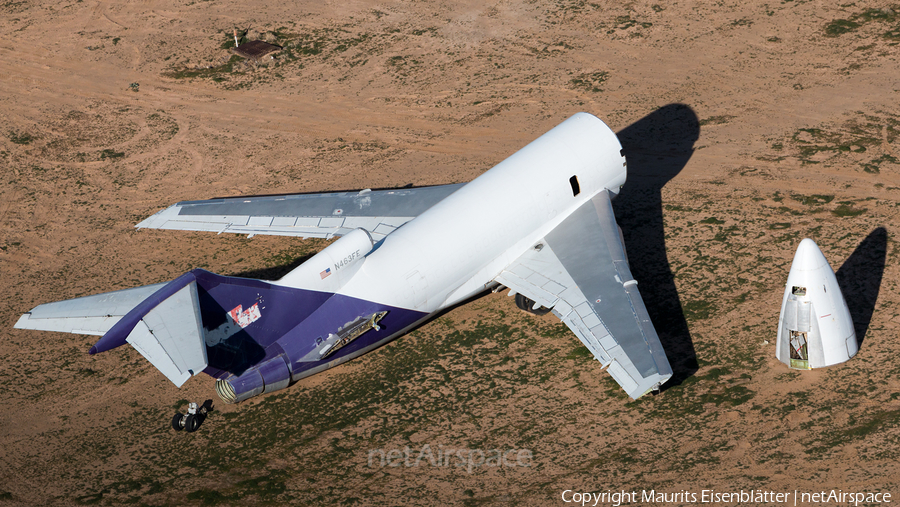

{"left": 331, "top": 113, "right": 627, "bottom": 312}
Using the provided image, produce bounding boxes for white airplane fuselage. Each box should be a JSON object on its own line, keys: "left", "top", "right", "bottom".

{"left": 15, "top": 113, "right": 635, "bottom": 404}
{"left": 240, "top": 113, "right": 629, "bottom": 401}
{"left": 298, "top": 112, "right": 626, "bottom": 313}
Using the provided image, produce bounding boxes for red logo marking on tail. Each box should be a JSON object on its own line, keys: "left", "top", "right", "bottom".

{"left": 228, "top": 303, "right": 262, "bottom": 328}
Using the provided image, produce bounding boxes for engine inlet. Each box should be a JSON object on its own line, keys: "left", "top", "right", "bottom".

{"left": 215, "top": 379, "right": 237, "bottom": 404}
{"left": 213, "top": 354, "right": 292, "bottom": 404}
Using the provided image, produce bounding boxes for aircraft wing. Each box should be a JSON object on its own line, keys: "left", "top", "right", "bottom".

{"left": 136, "top": 184, "right": 466, "bottom": 240}
{"left": 494, "top": 190, "right": 672, "bottom": 399}
{"left": 14, "top": 283, "right": 167, "bottom": 336}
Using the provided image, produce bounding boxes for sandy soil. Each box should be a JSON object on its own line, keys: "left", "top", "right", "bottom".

{"left": 2, "top": 0, "right": 900, "bottom": 505}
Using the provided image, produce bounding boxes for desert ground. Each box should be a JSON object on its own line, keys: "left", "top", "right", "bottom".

{"left": 1, "top": 0, "right": 899, "bottom": 505}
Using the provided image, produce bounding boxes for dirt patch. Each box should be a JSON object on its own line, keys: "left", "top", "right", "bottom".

{"left": 1, "top": 0, "right": 899, "bottom": 505}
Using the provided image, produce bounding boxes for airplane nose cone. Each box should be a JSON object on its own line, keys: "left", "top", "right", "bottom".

{"left": 792, "top": 238, "right": 830, "bottom": 272}
{"left": 777, "top": 237, "right": 857, "bottom": 369}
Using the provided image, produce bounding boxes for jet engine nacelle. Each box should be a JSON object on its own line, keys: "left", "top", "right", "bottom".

{"left": 276, "top": 228, "right": 374, "bottom": 292}
{"left": 215, "top": 354, "right": 292, "bottom": 403}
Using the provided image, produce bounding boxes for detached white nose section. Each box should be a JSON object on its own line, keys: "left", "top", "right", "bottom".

{"left": 777, "top": 238, "right": 857, "bottom": 369}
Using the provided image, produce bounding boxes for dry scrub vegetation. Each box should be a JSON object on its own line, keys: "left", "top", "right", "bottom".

{"left": 1, "top": 0, "right": 900, "bottom": 505}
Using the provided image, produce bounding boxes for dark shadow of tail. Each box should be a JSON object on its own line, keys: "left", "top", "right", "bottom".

{"left": 836, "top": 227, "right": 887, "bottom": 348}
{"left": 614, "top": 104, "right": 700, "bottom": 389}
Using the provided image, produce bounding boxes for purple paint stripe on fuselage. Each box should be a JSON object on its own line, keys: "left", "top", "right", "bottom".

{"left": 190, "top": 269, "right": 428, "bottom": 380}
{"left": 87, "top": 266, "right": 428, "bottom": 382}
{"left": 193, "top": 269, "right": 332, "bottom": 349}
{"left": 277, "top": 294, "right": 428, "bottom": 377}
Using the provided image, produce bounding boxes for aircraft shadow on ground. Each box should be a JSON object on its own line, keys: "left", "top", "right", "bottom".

{"left": 835, "top": 227, "right": 887, "bottom": 349}
{"left": 615, "top": 103, "right": 700, "bottom": 389}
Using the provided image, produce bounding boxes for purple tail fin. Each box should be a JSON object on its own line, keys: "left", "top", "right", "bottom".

{"left": 90, "top": 269, "right": 333, "bottom": 376}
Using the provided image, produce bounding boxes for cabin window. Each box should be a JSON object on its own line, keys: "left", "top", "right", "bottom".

{"left": 569, "top": 175, "right": 580, "bottom": 196}
{"left": 792, "top": 286, "right": 806, "bottom": 296}
{"left": 316, "top": 337, "right": 323, "bottom": 345}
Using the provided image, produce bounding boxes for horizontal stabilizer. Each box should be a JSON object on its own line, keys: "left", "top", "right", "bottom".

{"left": 15, "top": 273, "right": 210, "bottom": 387}
{"left": 14, "top": 283, "right": 167, "bottom": 336}
{"left": 124, "top": 281, "right": 208, "bottom": 387}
